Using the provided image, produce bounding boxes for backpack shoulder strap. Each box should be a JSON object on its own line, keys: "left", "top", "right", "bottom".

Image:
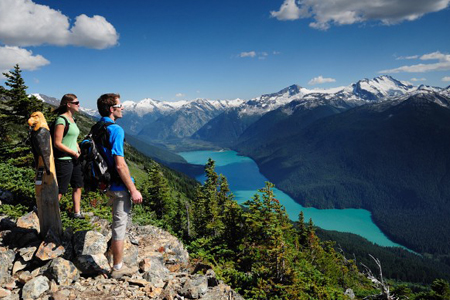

{"left": 57, "top": 115, "right": 70, "bottom": 137}
{"left": 91, "top": 121, "right": 115, "bottom": 147}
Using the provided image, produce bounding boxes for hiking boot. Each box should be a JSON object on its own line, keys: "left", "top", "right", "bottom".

{"left": 110, "top": 265, "right": 138, "bottom": 279}
{"left": 73, "top": 212, "right": 85, "bottom": 219}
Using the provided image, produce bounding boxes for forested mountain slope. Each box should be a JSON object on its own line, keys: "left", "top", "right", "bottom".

{"left": 237, "top": 93, "right": 450, "bottom": 257}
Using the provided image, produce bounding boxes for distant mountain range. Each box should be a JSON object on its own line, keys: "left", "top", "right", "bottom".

{"left": 34, "top": 75, "right": 450, "bottom": 144}
{"left": 75, "top": 75, "right": 446, "bottom": 146}
{"left": 35, "top": 76, "right": 450, "bottom": 257}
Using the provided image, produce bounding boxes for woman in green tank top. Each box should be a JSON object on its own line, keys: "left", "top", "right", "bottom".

{"left": 53, "top": 94, "right": 84, "bottom": 219}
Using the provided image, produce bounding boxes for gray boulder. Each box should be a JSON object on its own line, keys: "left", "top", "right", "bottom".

{"left": 73, "top": 230, "right": 110, "bottom": 275}
{"left": 21, "top": 275, "right": 49, "bottom": 299}
{"left": 0, "top": 248, "right": 15, "bottom": 285}
{"left": 73, "top": 231, "right": 107, "bottom": 256}
{"left": 142, "top": 255, "right": 170, "bottom": 288}
{"left": 75, "top": 253, "right": 110, "bottom": 276}
{"left": 180, "top": 274, "right": 208, "bottom": 299}
{"left": 48, "top": 257, "right": 80, "bottom": 285}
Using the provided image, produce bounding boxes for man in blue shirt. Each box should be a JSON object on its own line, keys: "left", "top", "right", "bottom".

{"left": 96, "top": 93, "right": 143, "bottom": 279}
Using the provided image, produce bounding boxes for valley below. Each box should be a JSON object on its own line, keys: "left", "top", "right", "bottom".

{"left": 179, "top": 149, "right": 406, "bottom": 249}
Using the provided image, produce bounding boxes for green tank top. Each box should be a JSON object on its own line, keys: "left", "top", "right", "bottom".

{"left": 55, "top": 116, "right": 80, "bottom": 160}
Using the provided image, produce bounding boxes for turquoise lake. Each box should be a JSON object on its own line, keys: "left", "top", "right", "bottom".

{"left": 179, "top": 150, "right": 405, "bottom": 249}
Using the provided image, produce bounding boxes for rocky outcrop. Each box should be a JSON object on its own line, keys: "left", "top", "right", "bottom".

{"left": 0, "top": 213, "right": 244, "bottom": 300}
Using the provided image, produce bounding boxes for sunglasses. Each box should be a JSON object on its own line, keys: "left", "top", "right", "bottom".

{"left": 69, "top": 101, "right": 80, "bottom": 105}
{"left": 112, "top": 104, "right": 123, "bottom": 108}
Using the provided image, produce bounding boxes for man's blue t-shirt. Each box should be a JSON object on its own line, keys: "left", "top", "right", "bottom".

{"left": 98, "top": 116, "right": 134, "bottom": 191}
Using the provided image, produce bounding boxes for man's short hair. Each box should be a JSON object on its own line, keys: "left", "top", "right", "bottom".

{"left": 97, "top": 93, "right": 120, "bottom": 117}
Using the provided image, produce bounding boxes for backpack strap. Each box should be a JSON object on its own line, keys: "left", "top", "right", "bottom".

{"left": 90, "top": 121, "right": 115, "bottom": 148}
{"left": 57, "top": 115, "right": 70, "bottom": 137}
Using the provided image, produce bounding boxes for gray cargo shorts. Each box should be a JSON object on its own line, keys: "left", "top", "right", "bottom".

{"left": 106, "top": 190, "right": 131, "bottom": 241}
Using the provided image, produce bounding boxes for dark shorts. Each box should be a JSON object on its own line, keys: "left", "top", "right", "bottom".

{"left": 55, "top": 159, "right": 83, "bottom": 195}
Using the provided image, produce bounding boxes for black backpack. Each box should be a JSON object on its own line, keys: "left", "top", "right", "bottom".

{"left": 79, "top": 121, "right": 119, "bottom": 192}
{"left": 49, "top": 115, "right": 70, "bottom": 158}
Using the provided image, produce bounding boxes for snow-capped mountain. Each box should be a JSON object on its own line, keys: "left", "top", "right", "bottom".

{"left": 33, "top": 75, "right": 449, "bottom": 141}
{"left": 349, "top": 75, "right": 416, "bottom": 100}
{"left": 192, "top": 76, "right": 450, "bottom": 146}
{"left": 135, "top": 98, "right": 245, "bottom": 140}
{"left": 119, "top": 97, "right": 244, "bottom": 135}
{"left": 122, "top": 98, "right": 182, "bottom": 117}
{"left": 122, "top": 97, "right": 244, "bottom": 116}
{"left": 32, "top": 93, "right": 60, "bottom": 106}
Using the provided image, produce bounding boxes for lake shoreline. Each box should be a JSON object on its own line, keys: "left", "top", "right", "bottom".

{"left": 179, "top": 149, "right": 411, "bottom": 251}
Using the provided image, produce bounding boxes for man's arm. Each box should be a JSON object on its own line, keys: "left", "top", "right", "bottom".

{"left": 114, "top": 155, "right": 142, "bottom": 204}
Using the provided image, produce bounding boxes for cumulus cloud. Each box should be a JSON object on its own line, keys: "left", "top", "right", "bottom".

{"left": 379, "top": 51, "right": 450, "bottom": 73}
{"left": 0, "top": 0, "right": 118, "bottom": 49}
{"left": 410, "top": 77, "right": 427, "bottom": 82}
{"left": 0, "top": 46, "right": 50, "bottom": 75}
{"left": 176, "top": 93, "right": 186, "bottom": 97}
{"left": 271, "top": 0, "right": 303, "bottom": 21}
{"left": 239, "top": 51, "right": 257, "bottom": 58}
{"left": 308, "top": 75, "right": 336, "bottom": 85}
{"left": 71, "top": 14, "right": 119, "bottom": 49}
{"left": 442, "top": 76, "right": 450, "bottom": 82}
{"left": 270, "top": 0, "right": 450, "bottom": 30}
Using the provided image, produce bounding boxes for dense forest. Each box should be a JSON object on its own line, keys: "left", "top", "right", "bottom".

{"left": 236, "top": 95, "right": 450, "bottom": 261}
{"left": 1, "top": 65, "right": 450, "bottom": 299}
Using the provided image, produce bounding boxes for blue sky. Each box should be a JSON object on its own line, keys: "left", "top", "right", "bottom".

{"left": 1, "top": 0, "right": 450, "bottom": 109}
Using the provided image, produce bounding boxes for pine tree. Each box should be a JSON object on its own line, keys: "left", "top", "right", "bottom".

{"left": 141, "top": 164, "right": 175, "bottom": 228}
{"left": 297, "top": 211, "right": 308, "bottom": 247}
{"left": 239, "top": 182, "right": 297, "bottom": 298}
{"left": 3, "top": 64, "right": 43, "bottom": 120}
{"left": 193, "top": 158, "right": 224, "bottom": 238}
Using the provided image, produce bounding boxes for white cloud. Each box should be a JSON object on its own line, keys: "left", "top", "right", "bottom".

{"left": 270, "top": 0, "right": 450, "bottom": 30}
{"left": 239, "top": 51, "right": 257, "bottom": 58}
{"left": 71, "top": 15, "right": 119, "bottom": 49}
{"left": 273, "top": 51, "right": 281, "bottom": 55}
{"left": 442, "top": 76, "right": 450, "bottom": 82}
{"left": 0, "top": 0, "right": 118, "bottom": 49}
{"left": 271, "top": 0, "right": 303, "bottom": 21}
{"left": 308, "top": 75, "right": 336, "bottom": 85}
{"left": 380, "top": 51, "right": 450, "bottom": 73}
{"left": 410, "top": 77, "right": 427, "bottom": 82}
{"left": 239, "top": 51, "right": 276, "bottom": 59}
{"left": 175, "top": 93, "right": 185, "bottom": 97}
{"left": 0, "top": 46, "right": 50, "bottom": 76}
{"left": 396, "top": 55, "right": 419, "bottom": 60}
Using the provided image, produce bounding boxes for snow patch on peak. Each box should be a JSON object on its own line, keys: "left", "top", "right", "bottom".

{"left": 31, "top": 93, "right": 44, "bottom": 101}
{"left": 122, "top": 100, "right": 136, "bottom": 106}
{"left": 352, "top": 75, "right": 416, "bottom": 101}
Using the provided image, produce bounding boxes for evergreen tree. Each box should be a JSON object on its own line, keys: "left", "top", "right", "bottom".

{"left": 3, "top": 64, "right": 43, "bottom": 120}
{"left": 297, "top": 211, "right": 308, "bottom": 247}
{"left": 192, "top": 158, "right": 227, "bottom": 238}
{"left": 140, "top": 163, "right": 176, "bottom": 230}
{"left": 427, "top": 279, "right": 450, "bottom": 300}
{"left": 0, "top": 84, "right": 9, "bottom": 141}
{"left": 239, "top": 182, "right": 297, "bottom": 298}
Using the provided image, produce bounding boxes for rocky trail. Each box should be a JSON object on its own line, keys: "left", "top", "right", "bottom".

{"left": 0, "top": 212, "right": 243, "bottom": 300}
